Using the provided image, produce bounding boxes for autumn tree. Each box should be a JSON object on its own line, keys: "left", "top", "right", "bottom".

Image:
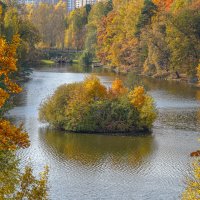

{"left": 84, "top": 0, "right": 112, "bottom": 57}
{"left": 0, "top": 35, "right": 22, "bottom": 115}
{"left": 182, "top": 159, "right": 200, "bottom": 200}
{"left": 27, "top": 2, "right": 66, "bottom": 48}
{"left": 97, "top": 0, "right": 144, "bottom": 71}
{"left": 65, "top": 6, "right": 88, "bottom": 50}
{"left": 110, "top": 78, "right": 128, "bottom": 96}
{"left": 166, "top": 2, "right": 200, "bottom": 79}
{"left": 153, "top": 0, "right": 174, "bottom": 11}
{"left": 95, "top": 0, "right": 200, "bottom": 81}
{"left": 140, "top": 8, "right": 170, "bottom": 75}
{"left": 0, "top": 35, "right": 48, "bottom": 199}
{"left": 129, "top": 86, "right": 157, "bottom": 129}
{"left": 0, "top": 2, "right": 40, "bottom": 74}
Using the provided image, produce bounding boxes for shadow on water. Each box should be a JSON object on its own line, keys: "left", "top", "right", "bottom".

{"left": 39, "top": 127, "right": 156, "bottom": 168}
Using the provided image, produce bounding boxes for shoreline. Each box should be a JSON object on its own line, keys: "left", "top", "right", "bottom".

{"left": 43, "top": 126, "right": 152, "bottom": 137}
{"left": 101, "top": 65, "right": 200, "bottom": 88}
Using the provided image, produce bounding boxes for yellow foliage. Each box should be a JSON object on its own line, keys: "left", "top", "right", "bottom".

{"left": 0, "top": 5, "right": 2, "bottom": 16}
{"left": 0, "top": 120, "right": 30, "bottom": 150}
{"left": 40, "top": 76, "right": 157, "bottom": 132}
{"left": 0, "top": 88, "right": 9, "bottom": 108}
{"left": 129, "top": 86, "right": 157, "bottom": 129}
{"left": 0, "top": 162, "right": 49, "bottom": 200}
{"left": 197, "top": 63, "right": 200, "bottom": 82}
{"left": 83, "top": 75, "right": 107, "bottom": 100}
{"left": 139, "top": 95, "right": 157, "bottom": 129}
{"left": 97, "top": 0, "right": 143, "bottom": 68}
{"left": 14, "top": 166, "right": 49, "bottom": 200}
{"left": 129, "top": 86, "right": 146, "bottom": 109}
{"left": 65, "top": 85, "right": 90, "bottom": 127}
{"left": 64, "top": 76, "right": 108, "bottom": 127}
{"left": 182, "top": 159, "right": 200, "bottom": 200}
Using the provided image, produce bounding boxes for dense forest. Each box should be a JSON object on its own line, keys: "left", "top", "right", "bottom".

{"left": 64, "top": 0, "right": 200, "bottom": 82}
{"left": 5, "top": 0, "right": 200, "bottom": 82}
{"left": 10, "top": 0, "right": 199, "bottom": 83}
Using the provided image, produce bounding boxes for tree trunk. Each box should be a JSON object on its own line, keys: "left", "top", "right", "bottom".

{"left": 175, "top": 71, "right": 180, "bottom": 79}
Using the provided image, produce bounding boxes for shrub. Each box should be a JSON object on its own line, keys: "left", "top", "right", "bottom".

{"left": 79, "top": 50, "right": 93, "bottom": 66}
{"left": 39, "top": 76, "right": 157, "bottom": 133}
{"left": 129, "top": 86, "right": 157, "bottom": 129}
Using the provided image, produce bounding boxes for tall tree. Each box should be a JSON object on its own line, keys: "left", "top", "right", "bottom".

{"left": 27, "top": 2, "right": 66, "bottom": 48}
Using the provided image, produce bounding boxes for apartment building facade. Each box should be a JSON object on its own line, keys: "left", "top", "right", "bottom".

{"left": 22, "top": 0, "right": 102, "bottom": 12}
{"left": 75, "top": 0, "right": 97, "bottom": 8}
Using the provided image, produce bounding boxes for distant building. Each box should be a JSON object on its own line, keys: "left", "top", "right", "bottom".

{"left": 22, "top": 0, "right": 61, "bottom": 4}
{"left": 75, "top": 0, "right": 100, "bottom": 9}
{"left": 23, "top": 0, "right": 35, "bottom": 3}
{"left": 67, "top": 0, "right": 75, "bottom": 11}
{"left": 21, "top": 0, "right": 102, "bottom": 12}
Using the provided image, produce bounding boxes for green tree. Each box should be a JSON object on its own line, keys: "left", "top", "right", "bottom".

{"left": 135, "top": 0, "right": 157, "bottom": 37}
{"left": 85, "top": 1, "right": 112, "bottom": 58}
{"left": 166, "top": 4, "right": 200, "bottom": 79}
{"left": 65, "top": 7, "right": 88, "bottom": 49}
{"left": 27, "top": 2, "right": 66, "bottom": 48}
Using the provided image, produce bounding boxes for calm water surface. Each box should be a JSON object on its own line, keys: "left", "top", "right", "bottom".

{"left": 8, "top": 64, "right": 200, "bottom": 200}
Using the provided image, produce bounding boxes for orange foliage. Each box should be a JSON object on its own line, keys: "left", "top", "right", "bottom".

{"left": 129, "top": 86, "right": 146, "bottom": 109}
{"left": 97, "top": 1, "right": 143, "bottom": 70}
{"left": 0, "top": 120, "right": 29, "bottom": 150}
{"left": 153, "top": 0, "right": 174, "bottom": 11}
{"left": 0, "top": 36, "right": 30, "bottom": 151}
{"left": 189, "top": 0, "right": 200, "bottom": 10}
{"left": 111, "top": 78, "right": 127, "bottom": 96}
{"left": 97, "top": 11, "right": 118, "bottom": 65}
{"left": 0, "top": 35, "right": 22, "bottom": 108}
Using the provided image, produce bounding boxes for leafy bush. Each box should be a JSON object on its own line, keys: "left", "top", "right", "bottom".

{"left": 39, "top": 76, "right": 157, "bottom": 133}
{"left": 79, "top": 50, "right": 93, "bottom": 66}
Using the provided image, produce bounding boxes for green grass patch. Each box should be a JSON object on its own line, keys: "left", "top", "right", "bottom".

{"left": 72, "top": 59, "right": 79, "bottom": 63}
{"left": 41, "top": 59, "right": 55, "bottom": 65}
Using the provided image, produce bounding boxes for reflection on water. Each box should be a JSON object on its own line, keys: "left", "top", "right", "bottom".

{"left": 7, "top": 64, "right": 200, "bottom": 200}
{"left": 36, "top": 63, "right": 114, "bottom": 75}
{"left": 125, "top": 73, "right": 200, "bottom": 109}
{"left": 40, "top": 128, "right": 155, "bottom": 167}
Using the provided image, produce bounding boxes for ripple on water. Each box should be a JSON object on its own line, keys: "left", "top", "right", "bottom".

{"left": 7, "top": 68, "right": 200, "bottom": 200}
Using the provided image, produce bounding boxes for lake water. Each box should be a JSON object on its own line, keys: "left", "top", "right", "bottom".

{"left": 8, "top": 64, "right": 200, "bottom": 200}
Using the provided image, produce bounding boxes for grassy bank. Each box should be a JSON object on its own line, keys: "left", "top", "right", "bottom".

{"left": 40, "top": 59, "right": 55, "bottom": 65}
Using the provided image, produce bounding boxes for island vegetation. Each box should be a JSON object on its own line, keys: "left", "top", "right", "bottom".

{"left": 39, "top": 75, "right": 157, "bottom": 133}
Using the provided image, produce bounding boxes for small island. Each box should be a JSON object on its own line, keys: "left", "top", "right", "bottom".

{"left": 39, "top": 75, "right": 157, "bottom": 134}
